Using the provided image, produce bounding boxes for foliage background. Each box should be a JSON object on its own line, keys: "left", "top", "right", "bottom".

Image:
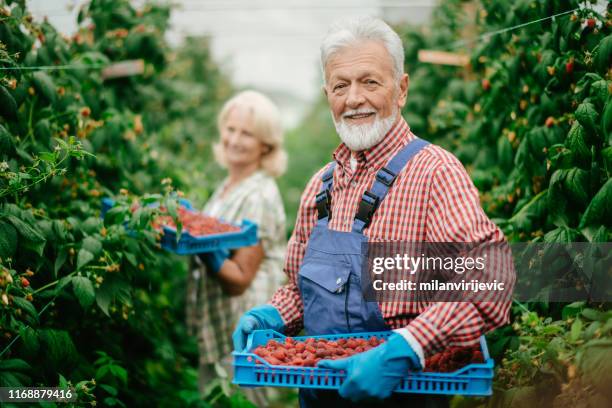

{"left": 0, "top": 0, "right": 610, "bottom": 407}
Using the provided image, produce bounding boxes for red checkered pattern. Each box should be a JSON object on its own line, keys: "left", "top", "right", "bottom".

{"left": 270, "top": 117, "right": 514, "bottom": 356}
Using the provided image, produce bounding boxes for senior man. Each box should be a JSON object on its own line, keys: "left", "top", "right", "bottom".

{"left": 233, "top": 17, "right": 512, "bottom": 407}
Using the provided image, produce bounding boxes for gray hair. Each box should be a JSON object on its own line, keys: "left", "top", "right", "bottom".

{"left": 320, "top": 17, "right": 405, "bottom": 84}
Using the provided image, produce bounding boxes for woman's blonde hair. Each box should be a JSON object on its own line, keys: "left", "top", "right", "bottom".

{"left": 213, "top": 90, "right": 287, "bottom": 178}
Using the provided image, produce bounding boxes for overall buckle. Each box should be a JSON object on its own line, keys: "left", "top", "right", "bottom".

{"left": 375, "top": 167, "right": 397, "bottom": 187}
{"left": 355, "top": 190, "right": 379, "bottom": 227}
{"left": 315, "top": 190, "right": 332, "bottom": 220}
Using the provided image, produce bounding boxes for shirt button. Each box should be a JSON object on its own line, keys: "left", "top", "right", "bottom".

{"left": 351, "top": 181, "right": 357, "bottom": 187}
{"left": 336, "top": 278, "right": 342, "bottom": 285}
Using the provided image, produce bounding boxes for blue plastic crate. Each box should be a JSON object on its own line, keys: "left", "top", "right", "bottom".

{"left": 160, "top": 219, "right": 258, "bottom": 255}
{"left": 233, "top": 330, "right": 494, "bottom": 396}
{"left": 101, "top": 197, "right": 256, "bottom": 254}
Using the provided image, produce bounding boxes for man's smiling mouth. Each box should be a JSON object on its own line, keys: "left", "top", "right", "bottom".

{"left": 344, "top": 112, "right": 375, "bottom": 120}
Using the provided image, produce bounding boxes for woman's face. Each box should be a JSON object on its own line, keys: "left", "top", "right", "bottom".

{"left": 220, "top": 106, "right": 267, "bottom": 169}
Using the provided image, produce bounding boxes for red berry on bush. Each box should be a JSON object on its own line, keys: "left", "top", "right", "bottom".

{"left": 20, "top": 277, "right": 30, "bottom": 287}
{"left": 586, "top": 18, "right": 596, "bottom": 29}
{"left": 481, "top": 79, "right": 491, "bottom": 91}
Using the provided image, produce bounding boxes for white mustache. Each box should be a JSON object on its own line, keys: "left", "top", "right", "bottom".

{"left": 342, "top": 109, "right": 377, "bottom": 119}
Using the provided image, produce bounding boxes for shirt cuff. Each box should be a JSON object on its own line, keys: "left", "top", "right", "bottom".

{"left": 269, "top": 298, "right": 303, "bottom": 335}
{"left": 393, "top": 327, "right": 425, "bottom": 369}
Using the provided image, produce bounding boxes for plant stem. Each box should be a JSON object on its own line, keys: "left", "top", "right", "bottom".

{"left": 513, "top": 299, "right": 530, "bottom": 313}
{"left": 33, "top": 270, "right": 77, "bottom": 294}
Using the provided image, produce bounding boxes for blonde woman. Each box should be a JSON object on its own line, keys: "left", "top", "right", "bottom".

{"left": 186, "top": 91, "right": 287, "bottom": 403}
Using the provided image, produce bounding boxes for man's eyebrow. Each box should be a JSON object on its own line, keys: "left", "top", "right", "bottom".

{"left": 329, "top": 71, "right": 383, "bottom": 83}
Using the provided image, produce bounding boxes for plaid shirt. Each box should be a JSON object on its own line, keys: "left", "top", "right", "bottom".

{"left": 270, "top": 117, "right": 513, "bottom": 357}
{"left": 186, "top": 170, "right": 286, "bottom": 364}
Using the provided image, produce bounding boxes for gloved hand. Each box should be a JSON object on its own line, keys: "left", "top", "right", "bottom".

{"left": 317, "top": 333, "right": 421, "bottom": 401}
{"left": 199, "top": 249, "right": 230, "bottom": 274}
{"left": 232, "top": 305, "right": 285, "bottom": 351}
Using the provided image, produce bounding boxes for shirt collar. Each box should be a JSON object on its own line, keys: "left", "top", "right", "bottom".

{"left": 332, "top": 116, "right": 415, "bottom": 172}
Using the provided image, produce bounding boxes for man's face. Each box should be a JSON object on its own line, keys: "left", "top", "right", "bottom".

{"left": 324, "top": 40, "right": 408, "bottom": 126}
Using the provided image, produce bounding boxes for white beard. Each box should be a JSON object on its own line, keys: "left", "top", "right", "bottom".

{"left": 333, "top": 108, "right": 398, "bottom": 152}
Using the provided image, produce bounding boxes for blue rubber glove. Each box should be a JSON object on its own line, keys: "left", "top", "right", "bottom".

{"left": 199, "top": 249, "right": 230, "bottom": 274}
{"left": 317, "top": 333, "right": 421, "bottom": 401}
{"left": 232, "top": 305, "right": 285, "bottom": 351}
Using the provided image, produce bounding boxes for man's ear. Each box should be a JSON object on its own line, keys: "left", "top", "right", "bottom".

{"left": 397, "top": 73, "right": 409, "bottom": 109}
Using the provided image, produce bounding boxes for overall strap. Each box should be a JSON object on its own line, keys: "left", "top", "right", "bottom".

{"left": 315, "top": 162, "right": 336, "bottom": 226}
{"left": 352, "top": 138, "right": 430, "bottom": 233}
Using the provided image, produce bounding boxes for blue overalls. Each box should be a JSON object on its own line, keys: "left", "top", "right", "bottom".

{"left": 297, "top": 138, "right": 448, "bottom": 407}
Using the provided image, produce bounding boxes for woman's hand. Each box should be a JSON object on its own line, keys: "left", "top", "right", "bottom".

{"left": 216, "top": 242, "right": 265, "bottom": 296}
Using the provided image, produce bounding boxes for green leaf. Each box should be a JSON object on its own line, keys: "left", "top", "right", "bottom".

{"left": 547, "top": 172, "right": 569, "bottom": 227}
{"left": 563, "top": 168, "right": 589, "bottom": 204}
{"left": 543, "top": 226, "right": 579, "bottom": 243}
{"left": 584, "top": 321, "right": 602, "bottom": 340}
{"left": 566, "top": 122, "right": 590, "bottom": 165}
{"left": 96, "top": 365, "right": 110, "bottom": 380}
{"left": 76, "top": 249, "right": 94, "bottom": 270}
{"left": 526, "top": 127, "right": 554, "bottom": 158}
{"left": 4, "top": 215, "right": 46, "bottom": 256}
{"left": 0, "top": 220, "right": 18, "bottom": 260}
{"left": 0, "top": 86, "right": 18, "bottom": 121}
{"left": 100, "top": 384, "right": 118, "bottom": 396}
{"left": 34, "top": 119, "right": 53, "bottom": 143}
{"left": 58, "top": 373, "right": 69, "bottom": 389}
{"left": 52, "top": 220, "right": 67, "bottom": 241}
{"left": 81, "top": 217, "right": 103, "bottom": 235}
{"left": 0, "top": 123, "right": 16, "bottom": 155}
{"left": 590, "top": 80, "right": 609, "bottom": 106}
{"left": 55, "top": 276, "right": 73, "bottom": 294}
{"left": 104, "top": 206, "right": 127, "bottom": 225}
{"left": 38, "top": 329, "right": 78, "bottom": 370}
{"left": 0, "top": 371, "right": 29, "bottom": 387}
{"left": 103, "top": 397, "right": 119, "bottom": 406}
{"left": 575, "top": 101, "right": 599, "bottom": 140}
{"left": 12, "top": 296, "right": 38, "bottom": 322}
{"left": 497, "top": 134, "right": 514, "bottom": 171}
{"left": 95, "top": 275, "right": 131, "bottom": 316}
{"left": 0, "top": 358, "right": 31, "bottom": 371}
{"left": 581, "top": 308, "right": 605, "bottom": 321}
{"left": 39, "top": 151, "right": 56, "bottom": 162}
{"left": 82, "top": 236, "right": 102, "bottom": 257}
{"left": 509, "top": 190, "right": 547, "bottom": 231}
{"left": 72, "top": 276, "right": 96, "bottom": 309}
{"left": 603, "top": 100, "right": 612, "bottom": 144}
{"left": 124, "top": 252, "right": 137, "bottom": 268}
{"left": 579, "top": 178, "right": 612, "bottom": 229}
{"left": 109, "top": 365, "right": 128, "bottom": 385}
{"left": 19, "top": 326, "right": 40, "bottom": 356}
{"left": 595, "top": 34, "right": 612, "bottom": 73}
{"left": 562, "top": 301, "right": 586, "bottom": 319}
{"left": 570, "top": 318, "right": 582, "bottom": 342}
{"left": 589, "top": 225, "right": 610, "bottom": 242}
{"left": 54, "top": 248, "right": 68, "bottom": 277}
{"left": 96, "top": 285, "right": 112, "bottom": 317}
{"left": 31, "top": 71, "right": 57, "bottom": 104}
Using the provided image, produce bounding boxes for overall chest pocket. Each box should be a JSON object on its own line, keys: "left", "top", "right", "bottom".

{"left": 298, "top": 257, "right": 352, "bottom": 335}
